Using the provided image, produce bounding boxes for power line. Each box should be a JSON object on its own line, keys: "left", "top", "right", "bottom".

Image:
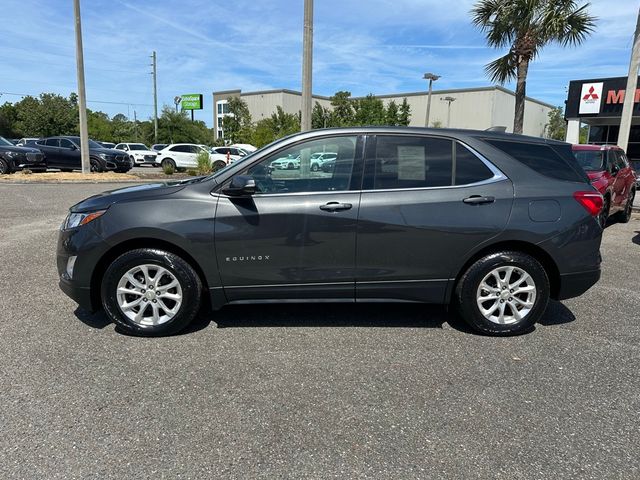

{"left": 0, "top": 91, "right": 153, "bottom": 107}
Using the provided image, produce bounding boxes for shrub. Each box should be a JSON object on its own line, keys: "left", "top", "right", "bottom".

{"left": 186, "top": 169, "right": 197, "bottom": 176}
{"left": 162, "top": 163, "right": 175, "bottom": 175}
{"left": 196, "top": 150, "right": 212, "bottom": 176}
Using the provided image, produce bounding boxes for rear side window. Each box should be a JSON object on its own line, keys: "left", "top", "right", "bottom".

{"left": 485, "top": 139, "right": 587, "bottom": 183}
{"left": 455, "top": 143, "right": 494, "bottom": 185}
{"left": 373, "top": 136, "right": 453, "bottom": 189}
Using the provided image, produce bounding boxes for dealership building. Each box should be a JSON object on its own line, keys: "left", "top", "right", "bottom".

{"left": 565, "top": 76, "right": 640, "bottom": 159}
{"left": 212, "top": 86, "right": 554, "bottom": 141}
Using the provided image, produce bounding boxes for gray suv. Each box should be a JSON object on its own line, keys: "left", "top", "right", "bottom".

{"left": 57, "top": 127, "right": 603, "bottom": 336}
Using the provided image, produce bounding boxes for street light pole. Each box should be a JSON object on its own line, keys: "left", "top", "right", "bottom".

{"left": 441, "top": 96, "right": 456, "bottom": 127}
{"left": 151, "top": 51, "right": 158, "bottom": 144}
{"left": 301, "top": 0, "right": 314, "bottom": 132}
{"left": 73, "top": 0, "right": 91, "bottom": 174}
{"left": 423, "top": 73, "right": 440, "bottom": 128}
{"left": 618, "top": 7, "right": 640, "bottom": 151}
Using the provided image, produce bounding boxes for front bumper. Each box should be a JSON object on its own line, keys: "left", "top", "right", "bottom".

{"left": 556, "top": 268, "right": 601, "bottom": 300}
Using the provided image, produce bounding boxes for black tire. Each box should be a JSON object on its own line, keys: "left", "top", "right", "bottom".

{"left": 101, "top": 248, "right": 202, "bottom": 336}
{"left": 161, "top": 158, "right": 176, "bottom": 170}
{"left": 311, "top": 163, "right": 319, "bottom": 172}
{"left": 455, "top": 251, "right": 550, "bottom": 336}
{"left": 287, "top": 162, "right": 294, "bottom": 170}
{"left": 0, "top": 158, "right": 12, "bottom": 174}
{"left": 90, "top": 158, "right": 103, "bottom": 173}
{"left": 212, "top": 160, "right": 226, "bottom": 171}
{"left": 616, "top": 188, "right": 635, "bottom": 223}
{"left": 599, "top": 195, "right": 610, "bottom": 228}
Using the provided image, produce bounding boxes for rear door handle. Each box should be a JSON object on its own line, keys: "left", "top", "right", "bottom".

{"left": 320, "top": 202, "right": 353, "bottom": 212}
{"left": 463, "top": 195, "right": 495, "bottom": 205}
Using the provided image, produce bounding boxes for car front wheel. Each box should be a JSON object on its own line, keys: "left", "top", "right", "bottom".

{"left": 101, "top": 248, "right": 202, "bottom": 336}
{"left": 0, "top": 158, "right": 12, "bottom": 174}
{"left": 455, "top": 251, "right": 550, "bottom": 336}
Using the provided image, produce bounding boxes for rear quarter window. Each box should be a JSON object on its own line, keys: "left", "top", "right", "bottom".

{"left": 484, "top": 139, "right": 588, "bottom": 183}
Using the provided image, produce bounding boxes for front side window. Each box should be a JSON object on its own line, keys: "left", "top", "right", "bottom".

{"left": 45, "top": 138, "right": 59, "bottom": 147}
{"left": 59, "top": 139, "right": 75, "bottom": 149}
{"left": 574, "top": 150, "right": 605, "bottom": 171}
{"left": 171, "top": 145, "right": 191, "bottom": 153}
{"left": 233, "top": 136, "right": 358, "bottom": 194}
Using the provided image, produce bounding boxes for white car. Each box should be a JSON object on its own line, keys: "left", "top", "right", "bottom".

{"left": 211, "top": 146, "right": 248, "bottom": 164}
{"left": 115, "top": 143, "right": 159, "bottom": 166}
{"left": 231, "top": 143, "right": 257, "bottom": 153}
{"left": 310, "top": 152, "right": 337, "bottom": 171}
{"left": 159, "top": 144, "right": 227, "bottom": 171}
{"left": 270, "top": 154, "right": 300, "bottom": 170}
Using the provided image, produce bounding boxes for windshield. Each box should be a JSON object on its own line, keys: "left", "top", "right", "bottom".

{"left": 129, "top": 144, "right": 148, "bottom": 151}
{"left": 574, "top": 150, "right": 605, "bottom": 171}
{"left": 0, "top": 137, "right": 13, "bottom": 146}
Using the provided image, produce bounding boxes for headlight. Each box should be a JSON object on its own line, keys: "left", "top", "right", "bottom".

{"left": 99, "top": 153, "right": 109, "bottom": 160}
{"left": 5, "top": 151, "right": 20, "bottom": 158}
{"left": 63, "top": 210, "right": 107, "bottom": 230}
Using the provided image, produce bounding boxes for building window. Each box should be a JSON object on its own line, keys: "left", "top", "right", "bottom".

{"left": 217, "top": 130, "right": 224, "bottom": 139}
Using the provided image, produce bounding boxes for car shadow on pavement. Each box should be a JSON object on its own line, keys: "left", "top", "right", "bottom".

{"left": 632, "top": 231, "right": 640, "bottom": 246}
{"left": 74, "top": 307, "right": 112, "bottom": 329}
{"left": 537, "top": 300, "right": 576, "bottom": 327}
{"left": 213, "top": 303, "right": 473, "bottom": 333}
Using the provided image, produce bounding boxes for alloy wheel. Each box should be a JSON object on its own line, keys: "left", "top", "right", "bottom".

{"left": 476, "top": 266, "right": 537, "bottom": 325}
{"left": 116, "top": 264, "right": 183, "bottom": 326}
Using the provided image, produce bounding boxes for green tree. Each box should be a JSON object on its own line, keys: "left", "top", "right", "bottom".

{"left": 385, "top": 101, "right": 400, "bottom": 126}
{"left": 0, "top": 102, "right": 19, "bottom": 137}
{"left": 398, "top": 98, "right": 411, "bottom": 126}
{"left": 329, "top": 91, "right": 354, "bottom": 127}
{"left": 157, "top": 106, "right": 213, "bottom": 144}
{"left": 312, "top": 101, "right": 331, "bottom": 129}
{"left": 223, "top": 97, "right": 253, "bottom": 143}
{"left": 87, "top": 111, "right": 113, "bottom": 141}
{"left": 353, "top": 94, "right": 386, "bottom": 125}
{"left": 545, "top": 106, "right": 566, "bottom": 140}
{"left": 13, "top": 93, "right": 79, "bottom": 137}
{"left": 471, "top": 0, "right": 595, "bottom": 134}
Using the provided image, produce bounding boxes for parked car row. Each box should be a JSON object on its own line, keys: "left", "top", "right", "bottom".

{"left": 0, "top": 137, "right": 259, "bottom": 174}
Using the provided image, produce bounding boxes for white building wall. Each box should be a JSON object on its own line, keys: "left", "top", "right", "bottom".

{"left": 490, "top": 89, "right": 552, "bottom": 137}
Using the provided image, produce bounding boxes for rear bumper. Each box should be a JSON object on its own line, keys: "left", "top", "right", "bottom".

{"left": 556, "top": 268, "right": 601, "bottom": 300}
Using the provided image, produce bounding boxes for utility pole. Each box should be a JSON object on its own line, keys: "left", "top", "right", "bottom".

{"left": 133, "top": 110, "right": 138, "bottom": 142}
{"left": 73, "top": 0, "right": 90, "bottom": 174}
{"left": 618, "top": 8, "right": 640, "bottom": 151}
{"left": 300, "top": 0, "right": 313, "bottom": 132}
{"left": 441, "top": 96, "right": 456, "bottom": 127}
{"left": 423, "top": 72, "right": 440, "bottom": 128}
{"left": 151, "top": 51, "right": 158, "bottom": 144}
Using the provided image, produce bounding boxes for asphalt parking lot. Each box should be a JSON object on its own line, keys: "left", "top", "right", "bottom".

{"left": 1, "top": 183, "right": 639, "bottom": 479}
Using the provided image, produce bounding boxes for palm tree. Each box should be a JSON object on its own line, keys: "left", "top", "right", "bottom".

{"left": 471, "top": 0, "right": 596, "bottom": 134}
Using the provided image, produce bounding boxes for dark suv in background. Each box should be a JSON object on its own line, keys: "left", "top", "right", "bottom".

{"left": 0, "top": 136, "right": 47, "bottom": 174}
{"left": 57, "top": 127, "right": 603, "bottom": 337}
{"left": 37, "top": 136, "right": 132, "bottom": 172}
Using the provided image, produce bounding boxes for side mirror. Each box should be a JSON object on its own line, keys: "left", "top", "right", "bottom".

{"left": 70, "top": 144, "right": 77, "bottom": 150}
{"left": 223, "top": 175, "right": 256, "bottom": 196}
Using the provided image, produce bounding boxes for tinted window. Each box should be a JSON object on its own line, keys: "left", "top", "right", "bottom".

{"left": 574, "top": 150, "right": 605, "bottom": 171}
{"left": 115, "top": 144, "right": 124, "bottom": 150}
{"left": 455, "top": 143, "right": 494, "bottom": 185}
{"left": 45, "top": 138, "right": 59, "bottom": 147}
{"left": 59, "top": 139, "right": 75, "bottom": 149}
{"left": 236, "top": 136, "right": 358, "bottom": 194}
{"left": 171, "top": 145, "right": 191, "bottom": 153}
{"left": 485, "top": 139, "right": 586, "bottom": 183}
{"left": 189, "top": 145, "right": 202, "bottom": 154}
{"left": 373, "top": 136, "right": 452, "bottom": 189}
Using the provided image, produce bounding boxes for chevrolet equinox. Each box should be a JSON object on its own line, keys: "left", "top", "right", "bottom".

{"left": 57, "top": 128, "right": 603, "bottom": 336}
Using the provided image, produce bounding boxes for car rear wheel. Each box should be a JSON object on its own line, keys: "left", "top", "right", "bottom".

{"left": 455, "top": 251, "right": 550, "bottom": 336}
{"left": 161, "top": 158, "right": 176, "bottom": 171}
{"left": 0, "top": 158, "right": 12, "bottom": 174}
{"left": 616, "top": 188, "right": 635, "bottom": 223}
{"left": 101, "top": 248, "right": 202, "bottom": 336}
{"left": 311, "top": 163, "right": 319, "bottom": 172}
{"left": 212, "top": 160, "right": 226, "bottom": 171}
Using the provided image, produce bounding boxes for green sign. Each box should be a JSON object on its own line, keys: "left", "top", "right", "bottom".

{"left": 181, "top": 93, "right": 203, "bottom": 110}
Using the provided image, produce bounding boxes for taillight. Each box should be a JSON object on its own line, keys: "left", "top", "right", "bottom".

{"left": 573, "top": 191, "right": 603, "bottom": 216}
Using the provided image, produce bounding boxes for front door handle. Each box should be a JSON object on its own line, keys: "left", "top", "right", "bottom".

{"left": 463, "top": 195, "right": 495, "bottom": 205}
{"left": 320, "top": 202, "right": 353, "bottom": 212}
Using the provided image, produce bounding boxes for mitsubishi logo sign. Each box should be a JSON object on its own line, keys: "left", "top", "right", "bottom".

{"left": 579, "top": 82, "right": 603, "bottom": 114}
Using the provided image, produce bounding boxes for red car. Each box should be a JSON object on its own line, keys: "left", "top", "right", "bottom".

{"left": 572, "top": 144, "right": 636, "bottom": 227}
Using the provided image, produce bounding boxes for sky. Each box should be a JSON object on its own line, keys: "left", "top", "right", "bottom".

{"left": 1, "top": 0, "right": 638, "bottom": 127}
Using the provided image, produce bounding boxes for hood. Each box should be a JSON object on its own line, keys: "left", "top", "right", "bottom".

{"left": 129, "top": 149, "right": 158, "bottom": 155}
{"left": 0, "top": 145, "right": 41, "bottom": 154}
{"left": 70, "top": 181, "right": 190, "bottom": 212}
{"left": 91, "top": 147, "right": 127, "bottom": 156}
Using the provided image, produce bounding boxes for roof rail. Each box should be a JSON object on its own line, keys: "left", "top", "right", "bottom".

{"left": 485, "top": 126, "right": 507, "bottom": 133}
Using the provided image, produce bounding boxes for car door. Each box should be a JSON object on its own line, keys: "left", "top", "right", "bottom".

{"left": 213, "top": 135, "right": 364, "bottom": 301}
{"left": 610, "top": 150, "right": 631, "bottom": 209}
{"left": 39, "top": 138, "right": 60, "bottom": 166}
{"left": 59, "top": 138, "right": 81, "bottom": 170}
{"left": 356, "top": 134, "right": 514, "bottom": 303}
